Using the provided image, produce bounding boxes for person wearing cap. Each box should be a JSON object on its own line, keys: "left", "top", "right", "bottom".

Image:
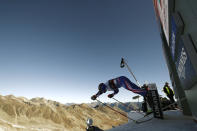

{"left": 86, "top": 118, "right": 103, "bottom": 131}
{"left": 91, "top": 76, "right": 147, "bottom": 100}
{"left": 163, "top": 82, "right": 175, "bottom": 103}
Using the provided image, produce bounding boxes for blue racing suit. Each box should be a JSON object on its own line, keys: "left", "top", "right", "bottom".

{"left": 96, "top": 76, "right": 147, "bottom": 97}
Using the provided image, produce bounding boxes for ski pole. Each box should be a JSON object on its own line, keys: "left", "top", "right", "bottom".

{"left": 120, "top": 58, "right": 141, "bottom": 87}
{"left": 112, "top": 98, "right": 144, "bottom": 115}
{"left": 96, "top": 99, "right": 136, "bottom": 122}
{"left": 112, "top": 98, "right": 133, "bottom": 111}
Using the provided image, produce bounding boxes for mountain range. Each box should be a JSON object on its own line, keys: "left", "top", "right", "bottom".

{"left": 0, "top": 95, "right": 134, "bottom": 131}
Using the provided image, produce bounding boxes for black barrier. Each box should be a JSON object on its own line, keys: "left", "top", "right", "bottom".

{"left": 148, "top": 84, "right": 163, "bottom": 119}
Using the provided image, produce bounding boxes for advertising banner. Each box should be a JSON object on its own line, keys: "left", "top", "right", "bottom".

{"left": 170, "top": 16, "right": 176, "bottom": 60}
{"left": 175, "top": 37, "right": 197, "bottom": 90}
{"left": 170, "top": 13, "right": 184, "bottom": 62}
{"left": 148, "top": 83, "right": 163, "bottom": 119}
{"left": 153, "top": 0, "right": 169, "bottom": 45}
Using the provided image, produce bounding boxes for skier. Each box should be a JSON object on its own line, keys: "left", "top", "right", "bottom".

{"left": 91, "top": 76, "right": 147, "bottom": 100}
{"left": 163, "top": 82, "right": 175, "bottom": 103}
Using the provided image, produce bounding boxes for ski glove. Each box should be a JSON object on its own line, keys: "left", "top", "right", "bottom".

{"left": 108, "top": 94, "right": 114, "bottom": 98}
{"left": 91, "top": 95, "right": 97, "bottom": 100}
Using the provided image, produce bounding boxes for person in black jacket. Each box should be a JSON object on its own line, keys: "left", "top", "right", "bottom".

{"left": 141, "top": 84, "right": 153, "bottom": 113}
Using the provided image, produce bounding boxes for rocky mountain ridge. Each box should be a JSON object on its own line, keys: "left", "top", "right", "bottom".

{"left": 0, "top": 95, "right": 128, "bottom": 131}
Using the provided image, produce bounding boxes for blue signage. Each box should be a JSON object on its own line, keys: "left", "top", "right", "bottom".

{"left": 170, "top": 17, "right": 176, "bottom": 60}
{"left": 175, "top": 38, "right": 197, "bottom": 90}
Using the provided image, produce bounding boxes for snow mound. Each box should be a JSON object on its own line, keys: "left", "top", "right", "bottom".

{"left": 128, "top": 111, "right": 145, "bottom": 121}
{"left": 107, "top": 110, "right": 197, "bottom": 131}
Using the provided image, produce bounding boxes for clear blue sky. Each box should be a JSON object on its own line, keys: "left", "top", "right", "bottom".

{"left": 0, "top": 0, "right": 170, "bottom": 103}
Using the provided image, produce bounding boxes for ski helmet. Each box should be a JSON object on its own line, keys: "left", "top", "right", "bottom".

{"left": 86, "top": 118, "right": 93, "bottom": 126}
{"left": 98, "top": 83, "right": 107, "bottom": 93}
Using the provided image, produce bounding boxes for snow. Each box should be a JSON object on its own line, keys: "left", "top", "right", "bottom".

{"left": 107, "top": 110, "right": 197, "bottom": 131}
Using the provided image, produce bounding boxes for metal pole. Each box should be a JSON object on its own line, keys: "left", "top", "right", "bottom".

{"left": 121, "top": 58, "right": 141, "bottom": 87}
{"left": 138, "top": 97, "right": 140, "bottom": 112}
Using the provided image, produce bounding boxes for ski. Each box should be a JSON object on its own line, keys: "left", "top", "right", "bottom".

{"left": 162, "top": 102, "right": 177, "bottom": 111}
{"left": 135, "top": 102, "right": 177, "bottom": 123}
{"left": 96, "top": 99, "right": 138, "bottom": 123}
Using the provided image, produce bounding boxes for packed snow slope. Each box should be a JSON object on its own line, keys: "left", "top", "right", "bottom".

{"left": 0, "top": 94, "right": 127, "bottom": 131}
{"left": 107, "top": 110, "right": 197, "bottom": 131}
